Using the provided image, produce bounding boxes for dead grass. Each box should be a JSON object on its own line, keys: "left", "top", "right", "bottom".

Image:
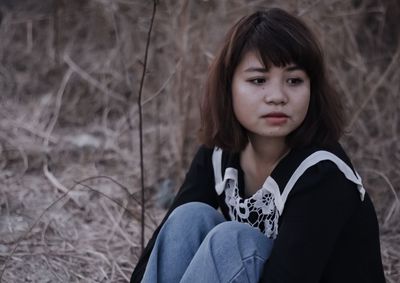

{"left": 0, "top": 0, "right": 399, "bottom": 282}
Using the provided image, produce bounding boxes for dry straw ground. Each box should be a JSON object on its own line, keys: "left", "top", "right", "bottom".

{"left": 0, "top": 0, "right": 399, "bottom": 282}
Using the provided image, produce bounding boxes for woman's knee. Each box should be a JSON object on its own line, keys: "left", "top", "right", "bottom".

{"left": 167, "top": 202, "right": 224, "bottom": 227}
{"left": 207, "top": 221, "right": 254, "bottom": 242}
{"left": 205, "top": 221, "right": 273, "bottom": 259}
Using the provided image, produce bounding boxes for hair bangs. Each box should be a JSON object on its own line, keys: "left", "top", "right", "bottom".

{"left": 242, "top": 14, "right": 320, "bottom": 75}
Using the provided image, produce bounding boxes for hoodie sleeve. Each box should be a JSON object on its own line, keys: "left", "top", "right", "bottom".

{"left": 260, "top": 161, "right": 361, "bottom": 282}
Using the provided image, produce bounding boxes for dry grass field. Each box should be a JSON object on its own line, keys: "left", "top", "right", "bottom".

{"left": 0, "top": 0, "right": 399, "bottom": 282}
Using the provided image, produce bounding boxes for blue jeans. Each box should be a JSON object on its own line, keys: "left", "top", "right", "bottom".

{"left": 142, "top": 202, "right": 274, "bottom": 283}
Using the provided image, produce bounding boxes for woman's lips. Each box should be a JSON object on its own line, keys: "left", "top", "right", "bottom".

{"left": 262, "top": 112, "right": 289, "bottom": 125}
{"left": 264, "top": 112, "right": 289, "bottom": 118}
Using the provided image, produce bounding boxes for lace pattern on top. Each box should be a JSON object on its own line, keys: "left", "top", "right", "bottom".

{"left": 212, "top": 147, "right": 366, "bottom": 241}
{"left": 224, "top": 177, "right": 279, "bottom": 239}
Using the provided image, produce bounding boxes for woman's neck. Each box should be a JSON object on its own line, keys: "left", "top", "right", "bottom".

{"left": 241, "top": 136, "right": 290, "bottom": 196}
{"left": 244, "top": 135, "right": 289, "bottom": 171}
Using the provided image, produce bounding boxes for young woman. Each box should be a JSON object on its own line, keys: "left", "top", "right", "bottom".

{"left": 131, "top": 8, "right": 385, "bottom": 283}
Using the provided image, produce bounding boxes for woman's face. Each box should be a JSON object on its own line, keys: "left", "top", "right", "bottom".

{"left": 232, "top": 51, "right": 310, "bottom": 142}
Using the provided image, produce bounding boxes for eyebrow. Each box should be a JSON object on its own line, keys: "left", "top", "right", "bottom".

{"left": 243, "top": 67, "right": 267, "bottom": 73}
{"left": 243, "top": 65, "right": 303, "bottom": 73}
{"left": 285, "top": 65, "right": 303, "bottom": 72}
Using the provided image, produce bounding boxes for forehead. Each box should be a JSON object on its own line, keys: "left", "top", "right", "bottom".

{"left": 236, "top": 51, "right": 296, "bottom": 72}
{"left": 237, "top": 51, "right": 263, "bottom": 68}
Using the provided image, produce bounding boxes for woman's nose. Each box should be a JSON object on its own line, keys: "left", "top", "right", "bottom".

{"left": 264, "top": 82, "right": 288, "bottom": 105}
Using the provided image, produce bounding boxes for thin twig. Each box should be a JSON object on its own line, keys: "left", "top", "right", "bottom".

{"left": 360, "top": 168, "right": 400, "bottom": 226}
{"left": 63, "top": 53, "right": 126, "bottom": 103}
{"left": 141, "top": 58, "right": 182, "bottom": 106}
{"left": 43, "top": 160, "right": 69, "bottom": 194}
{"left": 0, "top": 175, "right": 151, "bottom": 281}
{"left": 3, "top": 119, "right": 59, "bottom": 144}
{"left": 137, "top": 0, "right": 157, "bottom": 253}
{"left": 349, "top": 49, "right": 400, "bottom": 128}
{"left": 44, "top": 68, "right": 73, "bottom": 148}
{"left": 75, "top": 180, "right": 155, "bottom": 227}
{"left": 0, "top": 179, "right": 78, "bottom": 281}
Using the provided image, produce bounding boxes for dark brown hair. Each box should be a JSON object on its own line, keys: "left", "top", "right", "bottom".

{"left": 199, "top": 8, "right": 344, "bottom": 152}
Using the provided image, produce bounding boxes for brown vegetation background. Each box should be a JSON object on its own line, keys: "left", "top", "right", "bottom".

{"left": 0, "top": 0, "right": 399, "bottom": 282}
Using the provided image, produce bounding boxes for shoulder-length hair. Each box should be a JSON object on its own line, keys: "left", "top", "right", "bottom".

{"left": 199, "top": 8, "right": 345, "bottom": 152}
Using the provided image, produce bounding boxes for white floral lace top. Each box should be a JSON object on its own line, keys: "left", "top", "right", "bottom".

{"left": 212, "top": 148, "right": 366, "bottom": 240}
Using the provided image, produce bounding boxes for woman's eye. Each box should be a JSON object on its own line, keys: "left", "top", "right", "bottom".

{"left": 287, "top": 78, "right": 304, "bottom": 85}
{"left": 249, "top": 78, "right": 266, "bottom": 85}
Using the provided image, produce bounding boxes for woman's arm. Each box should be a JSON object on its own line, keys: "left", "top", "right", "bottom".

{"left": 130, "top": 145, "right": 218, "bottom": 283}
{"left": 260, "top": 161, "right": 361, "bottom": 282}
